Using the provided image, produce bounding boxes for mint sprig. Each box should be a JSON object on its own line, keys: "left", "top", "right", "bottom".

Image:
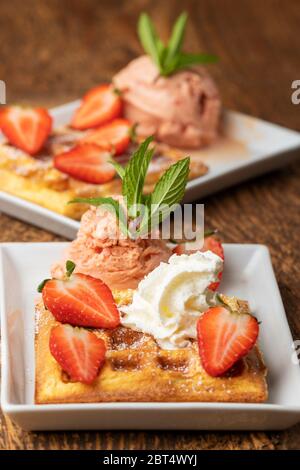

{"left": 138, "top": 12, "right": 218, "bottom": 76}
{"left": 69, "top": 138, "right": 190, "bottom": 238}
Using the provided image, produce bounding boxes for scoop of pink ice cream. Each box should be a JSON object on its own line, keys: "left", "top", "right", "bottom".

{"left": 113, "top": 55, "right": 221, "bottom": 148}
{"left": 52, "top": 202, "right": 172, "bottom": 290}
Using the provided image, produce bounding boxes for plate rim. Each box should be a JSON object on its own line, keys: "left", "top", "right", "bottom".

{"left": 1, "top": 242, "right": 300, "bottom": 416}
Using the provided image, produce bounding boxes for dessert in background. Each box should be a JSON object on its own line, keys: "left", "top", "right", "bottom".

{"left": 0, "top": 12, "right": 217, "bottom": 220}
{"left": 35, "top": 139, "right": 267, "bottom": 404}
{"left": 0, "top": 101, "right": 207, "bottom": 219}
{"left": 113, "top": 13, "right": 220, "bottom": 148}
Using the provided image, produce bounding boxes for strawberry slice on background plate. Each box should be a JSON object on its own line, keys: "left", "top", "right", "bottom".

{"left": 0, "top": 105, "right": 52, "bottom": 155}
{"left": 197, "top": 305, "right": 259, "bottom": 377}
{"left": 80, "top": 118, "right": 131, "bottom": 155}
{"left": 71, "top": 84, "right": 122, "bottom": 130}
{"left": 54, "top": 143, "right": 116, "bottom": 184}
{"left": 49, "top": 324, "right": 106, "bottom": 384}
{"left": 40, "top": 261, "right": 120, "bottom": 329}
{"left": 173, "top": 231, "right": 224, "bottom": 291}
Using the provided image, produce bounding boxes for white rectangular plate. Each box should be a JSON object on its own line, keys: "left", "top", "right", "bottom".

{"left": 1, "top": 102, "right": 300, "bottom": 239}
{"left": 1, "top": 242, "right": 300, "bottom": 431}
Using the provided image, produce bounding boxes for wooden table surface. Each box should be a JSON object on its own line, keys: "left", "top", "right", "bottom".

{"left": 1, "top": 0, "right": 300, "bottom": 450}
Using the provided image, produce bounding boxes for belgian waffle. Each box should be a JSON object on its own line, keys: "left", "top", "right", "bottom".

{"left": 35, "top": 293, "right": 267, "bottom": 404}
{"left": 0, "top": 127, "right": 208, "bottom": 220}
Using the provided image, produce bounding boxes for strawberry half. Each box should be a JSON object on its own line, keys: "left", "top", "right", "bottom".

{"left": 42, "top": 272, "right": 120, "bottom": 328}
{"left": 71, "top": 84, "right": 122, "bottom": 130}
{"left": 173, "top": 233, "right": 224, "bottom": 291}
{"left": 54, "top": 143, "right": 116, "bottom": 184}
{"left": 49, "top": 324, "right": 106, "bottom": 384}
{"left": 0, "top": 105, "right": 52, "bottom": 155}
{"left": 80, "top": 118, "right": 131, "bottom": 155}
{"left": 197, "top": 306, "right": 259, "bottom": 377}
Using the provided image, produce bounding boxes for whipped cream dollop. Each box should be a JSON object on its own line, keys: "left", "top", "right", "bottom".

{"left": 120, "top": 251, "right": 223, "bottom": 349}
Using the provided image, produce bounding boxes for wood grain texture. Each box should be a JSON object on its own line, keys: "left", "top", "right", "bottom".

{"left": 0, "top": 0, "right": 300, "bottom": 450}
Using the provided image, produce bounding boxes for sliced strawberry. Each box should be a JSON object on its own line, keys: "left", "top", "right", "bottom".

{"left": 0, "top": 105, "right": 52, "bottom": 155}
{"left": 202, "top": 235, "right": 224, "bottom": 290}
{"left": 197, "top": 306, "right": 259, "bottom": 377}
{"left": 172, "top": 243, "right": 186, "bottom": 256}
{"left": 80, "top": 118, "right": 131, "bottom": 155}
{"left": 49, "top": 324, "right": 106, "bottom": 384}
{"left": 173, "top": 234, "right": 224, "bottom": 291}
{"left": 43, "top": 273, "right": 120, "bottom": 328}
{"left": 54, "top": 143, "right": 116, "bottom": 184}
{"left": 202, "top": 235, "right": 224, "bottom": 260}
{"left": 71, "top": 84, "right": 122, "bottom": 130}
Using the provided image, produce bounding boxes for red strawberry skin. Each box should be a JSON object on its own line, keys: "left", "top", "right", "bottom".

{"left": 49, "top": 324, "right": 106, "bottom": 384}
{"left": 197, "top": 306, "right": 259, "bottom": 377}
{"left": 202, "top": 236, "right": 224, "bottom": 291}
{"left": 202, "top": 236, "right": 224, "bottom": 260}
{"left": 54, "top": 143, "right": 116, "bottom": 184}
{"left": 81, "top": 118, "right": 131, "bottom": 155}
{"left": 0, "top": 106, "right": 52, "bottom": 155}
{"left": 43, "top": 273, "right": 120, "bottom": 329}
{"left": 71, "top": 84, "right": 122, "bottom": 130}
{"left": 173, "top": 235, "right": 224, "bottom": 291}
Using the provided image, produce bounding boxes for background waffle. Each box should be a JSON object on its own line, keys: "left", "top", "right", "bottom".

{"left": 0, "top": 129, "right": 208, "bottom": 220}
{"left": 35, "top": 293, "right": 267, "bottom": 404}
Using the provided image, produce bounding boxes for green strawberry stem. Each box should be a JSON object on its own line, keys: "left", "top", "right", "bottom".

{"left": 37, "top": 278, "right": 51, "bottom": 293}
{"left": 66, "top": 260, "right": 76, "bottom": 277}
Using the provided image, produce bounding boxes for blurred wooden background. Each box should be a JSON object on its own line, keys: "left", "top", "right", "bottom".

{"left": 0, "top": 0, "right": 300, "bottom": 450}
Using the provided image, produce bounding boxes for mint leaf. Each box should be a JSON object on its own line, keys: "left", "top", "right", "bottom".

{"left": 138, "top": 13, "right": 163, "bottom": 71}
{"left": 68, "top": 197, "right": 130, "bottom": 237}
{"left": 137, "top": 157, "right": 190, "bottom": 235}
{"left": 172, "top": 52, "right": 218, "bottom": 71}
{"left": 122, "top": 136, "right": 154, "bottom": 216}
{"left": 68, "top": 196, "right": 116, "bottom": 207}
{"left": 151, "top": 157, "right": 190, "bottom": 209}
{"left": 109, "top": 158, "right": 125, "bottom": 179}
{"left": 66, "top": 260, "right": 76, "bottom": 277}
{"left": 129, "top": 123, "right": 138, "bottom": 142}
{"left": 164, "top": 12, "right": 188, "bottom": 70}
{"left": 163, "top": 52, "right": 218, "bottom": 75}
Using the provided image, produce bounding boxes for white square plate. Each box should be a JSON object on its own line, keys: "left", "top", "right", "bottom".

{"left": 1, "top": 102, "right": 300, "bottom": 239}
{"left": 1, "top": 242, "right": 300, "bottom": 431}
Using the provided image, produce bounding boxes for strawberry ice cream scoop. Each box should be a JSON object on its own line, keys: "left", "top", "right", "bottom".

{"left": 113, "top": 55, "right": 221, "bottom": 148}
{"left": 51, "top": 204, "right": 172, "bottom": 290}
